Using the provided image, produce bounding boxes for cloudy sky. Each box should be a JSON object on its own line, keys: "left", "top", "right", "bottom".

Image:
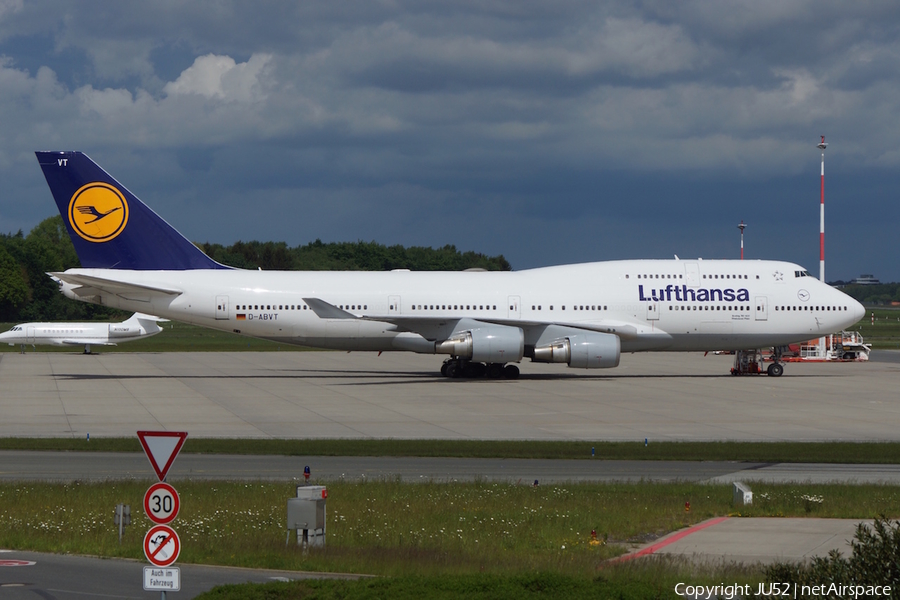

{"left": 1, "top": 1, "right": 898, "bottom": 281}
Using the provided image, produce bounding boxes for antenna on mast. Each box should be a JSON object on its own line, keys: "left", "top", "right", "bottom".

{"left": 737, "top": 220, "right": 747, "bottom": 260}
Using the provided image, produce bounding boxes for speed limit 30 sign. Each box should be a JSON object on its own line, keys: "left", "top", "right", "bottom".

{"left": 144, "top": 482, "right": 180, "bottom": 525}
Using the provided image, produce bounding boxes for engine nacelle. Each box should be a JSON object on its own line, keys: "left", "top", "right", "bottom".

{"left": 108, "top": 324, "right": 140, "bottom": 338}
{"left": 435, "top": 325, "right": 524, "bottom": 363}
{"left": 532, "top": 332, "right": 620, "bottom": 369}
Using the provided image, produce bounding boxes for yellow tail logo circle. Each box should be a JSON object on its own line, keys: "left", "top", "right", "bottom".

{"left": 68, "top": 182, "right": 129, "bottom": 243}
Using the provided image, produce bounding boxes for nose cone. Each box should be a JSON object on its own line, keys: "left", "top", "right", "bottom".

{"left": 850, "top": 296, "right": 865, "bottom": 323}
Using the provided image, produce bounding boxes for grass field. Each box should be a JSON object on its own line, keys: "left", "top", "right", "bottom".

{"left": 0, "top": 320, "right": 310, "bottom": 353}
{"left": 854, "top": 307, "right": 900, "bottom": 349}
{"left": 2, "top": 307, "right": 899, "bottom": 353}
{"left": 2, "top": 479, "right": 897, "bottom": 577}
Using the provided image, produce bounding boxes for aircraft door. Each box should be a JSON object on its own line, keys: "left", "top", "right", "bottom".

{"left": 216, "top": 295, "right": 229, "bottom": 320}
{"left": 755, "top": 296, "right": 768, "bottom": 321}
{"left": 26, "top": 326, "right": 35, "bottom": 343}
{"left": 646, "top": 302, "right": 659, "bottom": 321}
{"left": 684, "top": 263, "right": 700, "bottom": 287}
{"left": 508, "top": 296, "right": 521, "bottom": 319}
{"left": 389, "top": 295, "right": 401, "bottom": 315}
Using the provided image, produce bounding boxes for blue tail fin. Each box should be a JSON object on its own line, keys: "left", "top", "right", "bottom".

{"left": 35, "top": 151, "right": 228, "bottom": 270}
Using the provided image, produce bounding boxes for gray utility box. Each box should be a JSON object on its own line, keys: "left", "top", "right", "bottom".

{"left": 733, "top": 482, "right": 753, "bottom": 506}
{"left": 287, "top": 485, "right": 327, "bottom": 547}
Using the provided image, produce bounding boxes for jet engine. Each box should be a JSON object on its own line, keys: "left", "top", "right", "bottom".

{"left": 435, "top": 324, "right": 524, "bottom": 363}
{"left": 532, "top": 331, "right": 620, "bottom": 369}
{"left": 108, "top": 324, "right": 141, "bottom": 338}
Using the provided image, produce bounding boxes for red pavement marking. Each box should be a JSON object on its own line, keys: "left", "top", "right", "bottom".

{"left": 613, "top": 516, "right": 730, "bottom": 562}
{"left": 0, "top": 559, "right": 35, "bottom": 566}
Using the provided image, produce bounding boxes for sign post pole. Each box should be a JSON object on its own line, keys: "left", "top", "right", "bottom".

{"left": 138, "top": 431, "right": 187, "bottom": 598}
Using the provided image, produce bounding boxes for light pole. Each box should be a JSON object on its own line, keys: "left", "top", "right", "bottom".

{"left": 817, "top": 136, "right": 827, "bottom": 282}
{"left": 817, "top": 136, "right": 828, "bottom": 357}
{"left": 737, "top": 220, "right": 746, "bottom": 260}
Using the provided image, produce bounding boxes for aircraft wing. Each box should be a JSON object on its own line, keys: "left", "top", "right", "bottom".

{"left": 304, "top": 297, "right": 640, "bottom": 341}
{"left": 372, "top": 315, "right": 641, "bottom": 341}
{"left": 49, "top": 272, "right": 183, "bottom": 300}
{"left": 61, "top": 340, "right": 117, "bottom": 346}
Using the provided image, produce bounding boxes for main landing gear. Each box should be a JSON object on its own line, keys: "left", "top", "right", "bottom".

{"left": 766, "top": 345, "right": 785, "bottom": 377}
{"left": 441, "top": 358, "right": 520, "bottom": 380}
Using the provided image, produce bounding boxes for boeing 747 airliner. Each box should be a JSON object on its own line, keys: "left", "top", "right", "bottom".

{"left": 35, "top": 151, "right": 865, "bottom": 378}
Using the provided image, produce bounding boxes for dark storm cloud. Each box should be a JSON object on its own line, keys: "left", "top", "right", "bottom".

{"left": 0, "top": 0, "right": 898, "bottom": 280}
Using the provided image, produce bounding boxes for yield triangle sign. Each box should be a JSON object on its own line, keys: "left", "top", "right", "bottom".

{"left": 137, "top": 431, "right": 188, "bottom": 481}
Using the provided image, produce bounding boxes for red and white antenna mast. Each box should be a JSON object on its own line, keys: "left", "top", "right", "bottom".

{"left": 737, "top": 220, "right": 747, "bottom": 260}
{"left": 817, "top": 136, "right": 827, "bottom": 282}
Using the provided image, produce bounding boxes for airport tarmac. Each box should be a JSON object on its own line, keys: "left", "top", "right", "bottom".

{"left": 0, "top": 549, "right": 364, "bottom": 600}
{"left": 1, "top": 350, "right": 898, "bottom": 593}
{"left": 1, "top": 350, "right": 899, "bottom": 441}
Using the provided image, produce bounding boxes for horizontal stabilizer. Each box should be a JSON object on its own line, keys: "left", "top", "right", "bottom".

{"left": 50, "top": 272, "right": 182, "bottom": 299}
{"left": 129, "top": 312, "right": 169, "bottom": 322}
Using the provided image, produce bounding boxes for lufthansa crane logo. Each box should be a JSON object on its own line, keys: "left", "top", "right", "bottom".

{"left": 68, "top": 182, "right": 129, "bottom": 243}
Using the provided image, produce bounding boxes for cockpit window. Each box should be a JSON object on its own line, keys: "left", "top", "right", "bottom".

{"left": 794, "top": 270, "right": 811, "bottom": 278}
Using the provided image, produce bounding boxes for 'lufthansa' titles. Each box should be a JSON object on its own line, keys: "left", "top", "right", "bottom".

{"left": 638, "top": 284, "right": 750, "bottom": 303}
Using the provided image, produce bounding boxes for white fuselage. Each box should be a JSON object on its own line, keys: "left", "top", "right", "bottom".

{"left": 56, "top": 259, "right": 864, "bottom": 355}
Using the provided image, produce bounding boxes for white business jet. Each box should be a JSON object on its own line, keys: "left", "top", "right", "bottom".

{"left": 1, "top": 312, "right": 165, "bottom": 354}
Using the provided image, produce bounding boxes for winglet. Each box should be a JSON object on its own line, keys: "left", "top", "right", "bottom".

{"left": 302, "top": 298, "right": 358, "bottom": 319}
{"left": 35, "top": 151, "right": 229, "bottom": 270}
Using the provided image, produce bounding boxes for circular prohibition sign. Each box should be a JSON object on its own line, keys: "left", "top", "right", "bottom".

{"left": 144, "top": 482, "right": 180, "bottom": 525}
{"left": 144, "top": 524, "right": 181, "bottom": 567}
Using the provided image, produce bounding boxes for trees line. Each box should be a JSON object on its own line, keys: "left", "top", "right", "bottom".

{"left": 1, "top": 216, "right": 510, "bottom": 322}
{"left": 3, "top": 216, "right": 894, "bottom": 323}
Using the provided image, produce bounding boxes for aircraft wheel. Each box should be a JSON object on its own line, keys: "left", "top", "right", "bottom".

{"left": 486, "top": 363, "right": 504, "bottom": 379}
{"left": 503, "top": 364, "right": 520, "bottom": 379}
{"left": 766, "top": 363, "right": 784, "bottom": 377}
{"left": 440, "top": 362, "right": 450, "bottom": 377}
{"left": 446, "top": 362, "right": 460, "bottom": 378}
